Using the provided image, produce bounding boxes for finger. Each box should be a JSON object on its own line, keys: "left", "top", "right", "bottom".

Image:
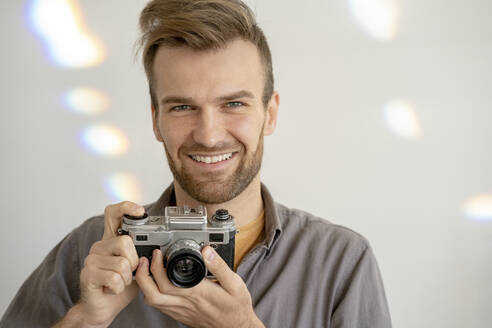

{"left": 80, "top": 265, "right": 126, "bottom": 295}
{"left": 84, "top": 253, "right": 133, "bottom": 286}
{"left": 135, "top": 257, "right": 182, "bottom": 307}
{"left": 90, "top": 236, "right": 139, "bottom": 270}
{"left": 103, "top": 201, "right": 145, "bottom": 239}
{"left": 150, "top": 249, "right": 176, "bottom": 293}
{"left": 203, "top": 246, "right": 245, "bottom": 295}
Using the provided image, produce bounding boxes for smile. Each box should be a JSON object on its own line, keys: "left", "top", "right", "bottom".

{"left": 189, "top": 152, "right": 234, "bottom": 164}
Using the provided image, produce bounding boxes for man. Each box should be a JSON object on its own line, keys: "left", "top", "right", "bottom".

{"left": 0, "top": 0, "right": 391, "bottom": 327}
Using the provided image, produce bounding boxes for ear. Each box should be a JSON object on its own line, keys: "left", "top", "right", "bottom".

{"left": 151, "top": 105, "right": 164, "bottom": 142}
{"left": 263, "top": 92, "right": 279, "bottom": 136}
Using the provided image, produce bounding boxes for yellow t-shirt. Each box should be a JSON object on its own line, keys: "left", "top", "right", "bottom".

{"left": 234, "top": 209, "right": 265, "bottom": 271}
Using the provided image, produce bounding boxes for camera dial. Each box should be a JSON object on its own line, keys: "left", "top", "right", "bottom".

{"left": 214, "top": 209, "right": 230, "bottom": 220}
{"left": 123, "top": 213, "right": 149, "bottom": 225}
{"left": 208, "top": 209, "right": 234, "bottom": 230}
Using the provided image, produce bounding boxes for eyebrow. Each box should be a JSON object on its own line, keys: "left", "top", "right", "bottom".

{"left": 160, "top": 90, "right": 255, "bottom": 106}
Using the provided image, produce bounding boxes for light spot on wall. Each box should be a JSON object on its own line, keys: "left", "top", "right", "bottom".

{"left": 27, "top": 0, "right": 105, "bottom": 68}
{"left": 64, "top": 87, "right": 109, "bottom": 115}
{"left": 464, "top": 193, "right": 492, "bottom": 221}
{"left": 80, "top": 125, "right": 128, "bottom": 156}
{"left": 348, "top": 0, "right": 400, "bottom": 41}
{"left": 384, "top": 99, "right": 422, "bottom": 139}
{"left": 105, "top": 172, "right": 143, "bottom": 203}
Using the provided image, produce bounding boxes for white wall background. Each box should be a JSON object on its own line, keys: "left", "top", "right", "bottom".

{"left": 1, "top": 1, "right": 491, "bottom": 327}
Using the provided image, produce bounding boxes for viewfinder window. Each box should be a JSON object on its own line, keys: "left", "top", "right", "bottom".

{"left": 209, "top": 233, "right": 224, "bottom": 242}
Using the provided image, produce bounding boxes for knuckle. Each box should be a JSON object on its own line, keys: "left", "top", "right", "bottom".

{"left": 150, "top": 256, "right": 158, "bottom": 269}
{"left": 149, "top": 264, "right": 157, "bottom": 277}
{"left": 83, "top": 254, "right": 95, "bottom": 267}
{"left": 89, "top": 241, "right": 101, "bottom": 254}
{"left": 233, "top": 273, "right": 244, "bottom": 285}
{"left": 135, "top": 265, "right": 144, "bottom": 279}
{"left": 81, "top": 266, "right": 97, "bottom": 284}
{"left": 121, "top": 200, "right": 132, "bottom": 207}
{"left": 231, "top": 274, "right": 245, "bottom": 293}
{"left": 108, "top": 272, "right": 121, "bottom": 286}
{"left": 114, "top": 235, "right": 127, "bottom": 250}
{"left": 118, "top": 236, "right": 137, "bottom": 258}
{"left": 116, "top": 257, "right": 131, "bottom": 274}
{"left": 124, "top": 238, "right": 139, "bottom": 263}
{"left": 120, "top": 201, "right": 134, "bottom": 212}
{"left": 120, "top": 235, "right": 133, "bottom": 247}
{"left": 80, "top": 267, "right": 89, "bottom": 282}
{"left": 115, "top": 281, "right": 125, "bottom": 294}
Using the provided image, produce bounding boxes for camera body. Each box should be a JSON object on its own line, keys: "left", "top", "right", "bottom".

{"left": 120, "top": 206, "right": 236, "bottom": 288}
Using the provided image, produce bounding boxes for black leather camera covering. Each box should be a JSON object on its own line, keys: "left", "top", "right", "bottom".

{"left": 208, "top": 231, "right": 235, "bottom": 276}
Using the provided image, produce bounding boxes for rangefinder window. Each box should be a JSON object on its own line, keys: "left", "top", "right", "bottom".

{"left": 136, "top": 234, "right": 148, "bottom": 241}
{"left": 209, "top": 233, "right": 224, "bottom": 242}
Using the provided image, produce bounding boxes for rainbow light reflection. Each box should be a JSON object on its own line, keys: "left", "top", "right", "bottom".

{"left": 80, "top": 125, "right": 129, "bottom": 156}
{"left": 464, "top": 193, "right": 492, "bottom": 221}
{"left": 348, "top": 0, "right": 400, "bottom": 41}
{"left": 105, "top": 173, "right": 143, "bottom": 203}
{"left": 27, "top": 0, "right": 105, "bottom": 68}
{"left": 384, "top": 99, "right": 422, "bottom": 139}
{"left": 64, "top": 87, "right": 110, "bottom": 115}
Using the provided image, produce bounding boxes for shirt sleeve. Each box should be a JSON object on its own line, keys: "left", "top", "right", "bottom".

{"left": 331, "top": 243, "right": 392, "bottom": 328}
{"left": 0, "top": 233, "right": 82, "bottom": 328}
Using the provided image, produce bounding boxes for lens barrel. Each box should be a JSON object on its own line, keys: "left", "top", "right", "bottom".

{"left": 165, "top": 240, "right": 206, "bottom": 288}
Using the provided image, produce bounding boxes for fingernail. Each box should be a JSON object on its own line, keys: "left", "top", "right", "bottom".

{"left": 204, "top": 246, "right": 215, "bottom": 262}
{"left": 133, "top": 204, "right": 144, "bottom": 213}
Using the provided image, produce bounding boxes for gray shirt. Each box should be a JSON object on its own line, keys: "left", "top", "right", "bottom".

{"left": 1, "top": 184, "right": 392, "bottom": 327}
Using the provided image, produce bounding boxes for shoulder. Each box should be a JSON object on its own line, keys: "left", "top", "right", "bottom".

{"left": 274, "top": 203, "right": 370, "bottom": 256}
{"left": 68, "top": 214, "right": 104, "bottom": 257}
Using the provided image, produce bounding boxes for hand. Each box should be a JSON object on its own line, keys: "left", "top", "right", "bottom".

{"left": 135, "top": 246, "right": 265, "bottom": 328}
{"left": 73, "top": 201, "right": 144, "bottom": 327}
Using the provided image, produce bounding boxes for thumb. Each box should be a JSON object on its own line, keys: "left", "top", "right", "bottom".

{"left": 203, "top": 246, "right": 242, "bottom": 294}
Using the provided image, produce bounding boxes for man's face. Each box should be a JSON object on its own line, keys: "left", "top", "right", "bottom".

{"left": 151, "top": 39, "right": 278, "bottom": 204}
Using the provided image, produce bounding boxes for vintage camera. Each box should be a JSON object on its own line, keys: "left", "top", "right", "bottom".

{"left": 120, "top": 206, "right": 236, "bottom": 288}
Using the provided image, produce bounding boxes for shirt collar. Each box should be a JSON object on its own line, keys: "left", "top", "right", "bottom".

{"left": 260, "top": 183, "right": 282, "bottom": 254}
{"left": 146, "top": 182, "right": 283, "bottom": 253}
{"left": 146, "top": 183, "right": 176, "bottom": 216}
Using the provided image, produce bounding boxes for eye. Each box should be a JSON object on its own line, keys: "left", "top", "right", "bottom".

{"left": 225, "top": 101, "right": 244, "bottom": 108}
{"left": 171, "top": 104, "right": 192, "bottom": 112}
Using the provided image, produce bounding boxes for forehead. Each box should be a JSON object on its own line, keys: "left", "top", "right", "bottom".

{"left": 152, "top": 39, "right": 264, "bottom": 100}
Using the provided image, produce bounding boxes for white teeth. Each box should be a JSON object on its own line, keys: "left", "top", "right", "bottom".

{"left": 191, "top": 153, "right": 233, "bottom": 164}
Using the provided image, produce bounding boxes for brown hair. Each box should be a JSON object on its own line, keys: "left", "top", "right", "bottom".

{"left": 138, "top": 0, "right": 274, "bottom": 110}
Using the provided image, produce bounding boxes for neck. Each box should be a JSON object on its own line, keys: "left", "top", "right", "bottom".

{"left": 173, "top": 174, "right": 264, "bottom": 228}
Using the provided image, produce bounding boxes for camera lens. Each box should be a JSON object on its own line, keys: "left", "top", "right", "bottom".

{"left": 171, "top": 255, "right": 204, "bottom": 285}
{"left": 165, "top": 240, "right": 206, "bottom": 288}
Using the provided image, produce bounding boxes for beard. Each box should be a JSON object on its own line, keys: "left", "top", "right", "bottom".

{"left": 164, "top": 134, "right": 264, "bottom": 204}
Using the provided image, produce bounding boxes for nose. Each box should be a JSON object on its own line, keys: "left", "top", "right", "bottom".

{"left": 192, "top": 106, "right": 227, "bottom": 148}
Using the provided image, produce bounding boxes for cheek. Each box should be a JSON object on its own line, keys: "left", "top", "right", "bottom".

{"left": 228, "top": 115, "right": 264, "bottom": 148}
{"left": 160, "top": 122, "right": 188, "bottom": 155}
